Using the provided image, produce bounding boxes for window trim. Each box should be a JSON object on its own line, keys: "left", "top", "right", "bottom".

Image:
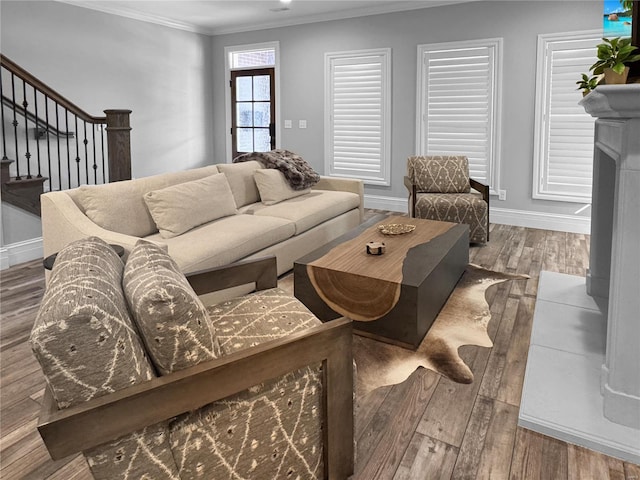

{"left": 415, "top": 38, "right": 503, "bottom": 195}
{"left": 324, "top": 48, "right": 392, "bottom": 186}
{"left": 224, "top": 41, "right": 280, "bottom": 162}
{"left": 532, "top": 30, "right": 600, "bottom": 203}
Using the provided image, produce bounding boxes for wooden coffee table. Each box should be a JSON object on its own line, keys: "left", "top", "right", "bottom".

{"left": 294, "top": 215, "right": 469, "bottom": 348}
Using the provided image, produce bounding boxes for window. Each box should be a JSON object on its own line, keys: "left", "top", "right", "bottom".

{"left": 230, "top": 68, "right": 275, "bottom": 158}
{"left": 416, "top": 38, "right": 502, "bottom": 192}
{"left": 325, "top": 48, "right": 391, "bottom": 186}
{"left": 533, "top": 31, "right": 600, "bottom": 202}
{"left": 225, "top": 42, "right": 279, "bottom": 161}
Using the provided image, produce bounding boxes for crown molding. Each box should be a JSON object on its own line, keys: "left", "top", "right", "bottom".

{"left": 208, "top": 1, "right": 476, "bottom": 36}
{"left": 55, "top": 1, "right": 210, "bottom": 35}
{"left": 54, "top": 1, "right": 477, "bottom": 37}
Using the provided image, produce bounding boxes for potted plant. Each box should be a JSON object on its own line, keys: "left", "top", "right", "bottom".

{"left": 589, "top": 37, "right": 640, "bottom": 84}
{"left": 576, "top": 73, "right": 600, "bottom": 96}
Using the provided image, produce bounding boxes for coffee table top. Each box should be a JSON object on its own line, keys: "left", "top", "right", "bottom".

{"left": 307, "top": 215, "right": 458, "bottom": 284}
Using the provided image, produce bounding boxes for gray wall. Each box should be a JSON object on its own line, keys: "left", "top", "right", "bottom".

{"left": 0, "top": 0, "right": 604, "bottom": 253}
{"left": 211, "top": 1, "right": 602, "bottom": 217}
{"left": 1, "top": 0, "right": 215, "bottom": 245}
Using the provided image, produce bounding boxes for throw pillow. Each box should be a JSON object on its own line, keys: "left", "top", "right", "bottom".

{"left": 76, "top": 182, "right": 158, "bottom": 237}
{"left": 254, "top": 168, "right": 310, "bottom": 205}
{"left": 143, "top": 173, "right": 237, "bottom": 239}
{"left": 30, "top": 236, "right": 155, "bottom": 408}
{"left": 217, "top": 160, "right": 263, "bottom": 208}
{"left": 123, "top": 240, "right": 222, "bottom": 375}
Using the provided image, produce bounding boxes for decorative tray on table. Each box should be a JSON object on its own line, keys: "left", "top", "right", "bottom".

{"left": 377, "top": 224, "right": 416, "bottom": 235}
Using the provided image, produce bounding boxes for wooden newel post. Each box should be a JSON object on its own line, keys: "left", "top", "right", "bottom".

{"left": 104, "top": 109, "right": 132, "bottom": 182}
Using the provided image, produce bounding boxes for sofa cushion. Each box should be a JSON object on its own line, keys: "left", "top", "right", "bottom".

{"left": 254, "top": 168, "right": 310, "bottom": 205}
{"left": 407, "top": 155, "right": 471, "bottom": 193}
{"left": 217, "top": 160, "right": 263, "bottom": 207}
{"left": 243, "top": 190, "right": 360, "bottom": 235}
{"left": 169, "top": 288, "right": 323, "bottom": 480}
{"left": 143, "top": 173, "right": 237, "bottom": 239}
{"left": 123, "top": 240, "right": 222, "bottom": 375}
{"left": 144, "top": 214, "right": 296, "bottom": 274}
{"left": 29, "top": 237, "right": 181, "bottom": 480}
{"left": 415, "top": 192, "right": 488, "bottom": 243}
{"left": 73, "top": 165, "right": 219, "bottom": 237}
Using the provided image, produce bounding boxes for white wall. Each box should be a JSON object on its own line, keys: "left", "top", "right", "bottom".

{"left": 0, "top": 0, "right": 216, "bottom": 251}
{"left": 210, "top": 1, "right": 602, "bottom": 225}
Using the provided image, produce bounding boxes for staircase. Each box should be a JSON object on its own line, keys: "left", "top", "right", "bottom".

{"left": 1, "top": 54, "right": 132, "bottom": 216}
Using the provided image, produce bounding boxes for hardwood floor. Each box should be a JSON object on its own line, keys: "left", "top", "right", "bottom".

{"left": 1, "top": 219, "right": 638, "bottom": 479}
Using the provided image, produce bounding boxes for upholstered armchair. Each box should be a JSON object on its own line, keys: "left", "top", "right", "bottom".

{"left": 405, "top": 155, "right": 490, "bottom": 243}
{"left": 31, "top": 237, "right": 353, "bottom": 480}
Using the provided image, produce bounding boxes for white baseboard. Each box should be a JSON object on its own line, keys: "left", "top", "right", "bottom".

{"left": 491, "top": 207, "right": 591, "bottom": 234}
{"left": 364, "top": 194, "right": 408, "bottom": 213}
{"left": 0, "top": 237, "right": 43, "bottom": 270}
{"left": 0, "top": 248, "right": 9, "bottom": 270}
{"left": 363, "top": 195, "right": 591, "bottom": 234}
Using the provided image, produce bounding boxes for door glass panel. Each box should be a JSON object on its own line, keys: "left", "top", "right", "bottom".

{"left": 253, "top": 75, "right": 271, "bottom": 101}
{"left": 236, "top": 77, "right": 252, "bottom": 101}
{"left": 254, "top": 129, "right": 271, "bottom": 151}
{"left": 253, "top": 102, "right": 270, "bottom": 127}
{"left": 237, "top": 103, "right": 253, "bottom": 127}
{"left": 237, "top": 128, "right": 253, "bottom": 152}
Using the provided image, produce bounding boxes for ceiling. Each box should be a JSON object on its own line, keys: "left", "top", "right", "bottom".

{"left": 57, "top": 0, "right": 473, "bottom": 35}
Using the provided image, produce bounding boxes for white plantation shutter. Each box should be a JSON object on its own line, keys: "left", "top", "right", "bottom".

{"left": 325, "top": 49, "right": 391, "bottom": 185}
{"left": 417, "top": 39, "right": 502, "bottom": 190}
{"left": 533, "top": 32, "right": 599, "bottom": 202}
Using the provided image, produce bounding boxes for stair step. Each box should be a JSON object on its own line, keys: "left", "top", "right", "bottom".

{"left": 4, "top": 175, "right": 48, "bottom": 189}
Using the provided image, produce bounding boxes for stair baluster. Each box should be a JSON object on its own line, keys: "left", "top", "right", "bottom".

{"left": 32, "top": 84, "right": 43, "bottom": 179}
{"left": 10, "top": 73, "right": 21, "bottom": 180}
{"left": 44, "top": 93, "right": 52, "bottom": 189}
{"left": 21, "top": 78, "right": 32, "bottom": 179}
{"left": 0, "top": 78, "right": 7, "bottom": 161}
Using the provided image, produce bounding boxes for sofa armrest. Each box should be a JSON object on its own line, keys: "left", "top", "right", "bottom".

{"left": 186, "top": 256, "right": 278, "bottom": 295}
{"left": 41, "top": 191, "right": 154, "bottom": 260}
{"left": 37, "top": 317, "right": 354, "bottom": 478}
{"left": 313, "top": 176, "right": 364, "bottom": 222}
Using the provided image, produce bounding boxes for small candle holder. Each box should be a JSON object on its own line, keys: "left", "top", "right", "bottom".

{"left": 366, "top": 241, "right": 386, "bottom": 255}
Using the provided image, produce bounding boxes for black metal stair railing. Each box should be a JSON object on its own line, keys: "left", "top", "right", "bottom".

{"left": 1, "top": 67, "right": 108, "bottom": 192}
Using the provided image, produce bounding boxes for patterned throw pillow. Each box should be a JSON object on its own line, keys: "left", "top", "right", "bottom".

{"left": 123, "top": 240, "right": 222, "bottom": 375}
{"left": 30, "top": 237, "right": 155, "bottom": 408}
{"left": 408, "top": 155, "right": 471, "bottom": 193}
{"left": 29, "top": 237, "right": 181, "bottom": 480}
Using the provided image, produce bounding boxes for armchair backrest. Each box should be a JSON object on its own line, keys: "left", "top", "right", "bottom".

{"left": 407, "top": 155, "right": 471, "bottom": 193}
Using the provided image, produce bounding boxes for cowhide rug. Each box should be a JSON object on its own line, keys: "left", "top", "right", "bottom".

{"left": 279, "top": 264, "right": 528, "bottom": 397}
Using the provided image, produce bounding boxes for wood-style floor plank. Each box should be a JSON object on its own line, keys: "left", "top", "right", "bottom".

{"left": 354, "top": 368, "right": 440, "bottom": 479}
{"left": 2, "top": 221, "right": 638, "bottom": 479}
{"left": 393, "top": 433, "right": 458, "bottom": 480}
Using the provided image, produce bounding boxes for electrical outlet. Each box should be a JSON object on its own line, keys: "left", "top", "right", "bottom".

{"left": 284, "top": 120, "right": 292, "bottom": 129}
{"left": 299, "top": 120, "right": 307, "bottom": 129}
{"left": 498, "top": 190, "right": 506, "bottom": 201}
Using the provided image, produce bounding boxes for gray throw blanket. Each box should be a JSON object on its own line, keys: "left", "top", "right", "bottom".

{"left": 233, "top": 149, "right": 320, "bottom": 190}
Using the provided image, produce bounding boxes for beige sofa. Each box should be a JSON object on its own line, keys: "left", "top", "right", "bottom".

{"left": 41, "top": 160, "right": 363, "bottom": 276}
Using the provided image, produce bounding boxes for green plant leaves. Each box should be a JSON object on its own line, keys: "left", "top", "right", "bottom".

{"left": 589, "top": 37, "right": 639, "bottom": 76}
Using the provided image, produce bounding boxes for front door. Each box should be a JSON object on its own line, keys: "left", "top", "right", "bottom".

{"left": 230, "top": 68, "right": 275, "bottom": 159}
